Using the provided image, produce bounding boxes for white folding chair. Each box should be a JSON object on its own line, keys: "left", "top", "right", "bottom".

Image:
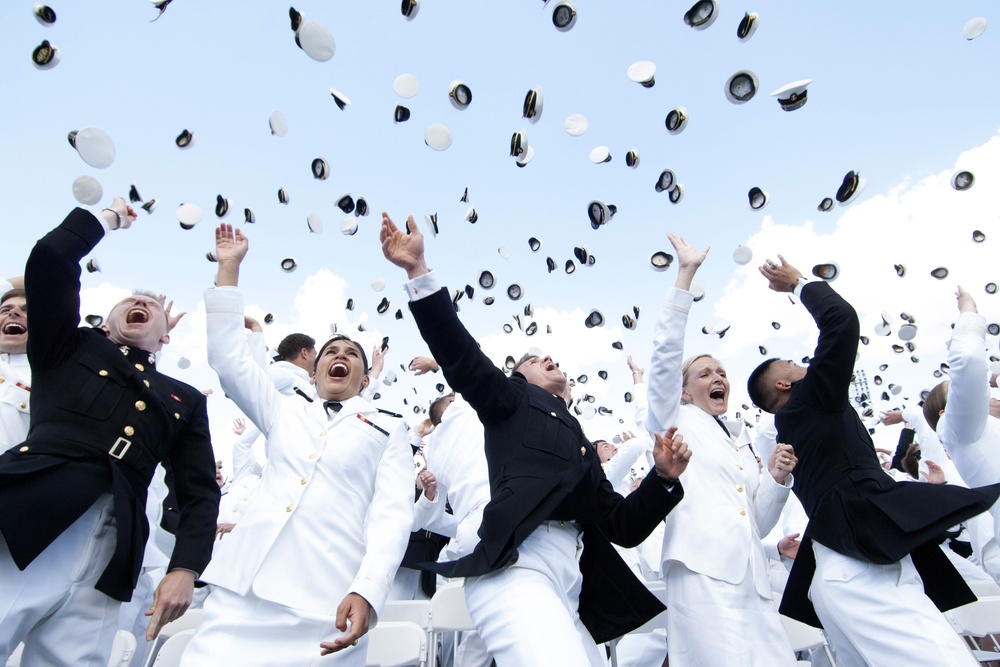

{"left": 379, "top": 600, "right": 432, "bottom": 665}
{"left": 109, "top": 630, "right": 137, "bottom": 666}
{"left": 944, "top": 596, "right": 1000, "bottom": 663}
{"left": 5, "top": 644, "right": 23, "bottom": 667}
{"left": 142, "top": 609, "right": 203, "bottom": 667}
{"left": 607, "top": 610, "right": 667, "bottom": 667}
{"left": 779, "top": 612, "right": 836, "bottom": 665}
{"left": 366, "top": 621, "right": 427, "bottom": 667}
{"left": 427, "top": 582, "right": 476, "bottom": 667}
{"left": 7, "top": 630, "right": 137, "bottom": 667}
{"left": 150, "top": 629, "right": 195, "bottom": 667}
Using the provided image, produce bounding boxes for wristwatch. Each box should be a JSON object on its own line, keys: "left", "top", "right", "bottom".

{"left": 102, "top": 206, "right": 125, "bottom": 230}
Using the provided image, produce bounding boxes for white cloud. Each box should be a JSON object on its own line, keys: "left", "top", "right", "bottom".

{"left": 712, "top": 133, "right": 1000, "bottom": 449}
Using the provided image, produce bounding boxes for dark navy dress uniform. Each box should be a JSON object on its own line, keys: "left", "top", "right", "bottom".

{"left": 0, "top": 207, "right": 219, "bottom": 603}
{"left": 410, "top": 286, "right": 682, "bottom": 645}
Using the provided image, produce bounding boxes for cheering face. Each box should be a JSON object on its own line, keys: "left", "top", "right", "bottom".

{"left": 682, "top": 356, "right": 730, "bottom": 416}
{"left": 313, "top": 338, "right": 369, "bottom": 402}
{"left": 0, "top": 295, "right": 27, "bottom": 354}
{"left": 103, "top": 295, "right": 170, "bottom": 352}
{"left": 517, "top": 355, "right": 569, "bottom": 396}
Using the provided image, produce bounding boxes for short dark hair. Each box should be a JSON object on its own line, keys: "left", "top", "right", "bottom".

{"left": 276, "top": 333, "right": 316, "bottom": 362}
{"left": 0, "top": 288, "right": 25, "bottom": 306}
{"left": 315, "top": 335, "right": 368, "bottom": 373}
{"left": 429, "top": 393, "right": 456, "bottom": 426}
{"left": 511, "top": 353, "right": 538, "bottom": 376}
{"left": 747, "top": 358, "right": 781, "bottom": 413}
{"left": 923, "top": 381, "right": 948, "bottom": 431}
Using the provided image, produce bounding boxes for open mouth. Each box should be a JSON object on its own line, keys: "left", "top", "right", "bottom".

{"left": 545, "top": 362, "right": 557, "bottom": 371}
{"left": 709, "top": 388, "right": 726, "bottom": 400}
{"left": 1, "top": 322, "right": 25, "bottom": 335}
{"left": 125, "top": 308, "right": 149, "bottom": 324}
{"left": 328, "top": 362, "right": 349, "bottom": 379}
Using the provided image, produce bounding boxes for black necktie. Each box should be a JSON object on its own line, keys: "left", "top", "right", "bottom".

{"left": 714, "top": 416, "right": 731, "bottom": 437}
{"left": 324, "top": 401, "right": 343, "bottom": 416}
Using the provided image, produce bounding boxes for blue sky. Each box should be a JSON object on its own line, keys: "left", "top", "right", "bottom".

{"left": 3, "top": 2, "right": 998, "bottom": 464}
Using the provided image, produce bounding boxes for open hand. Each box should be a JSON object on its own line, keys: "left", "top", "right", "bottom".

{"left": 652, "top": 425, "right": 692, "bottom": 481}
{"left": 380, "top": 213, "right": 428, "bottom": 279}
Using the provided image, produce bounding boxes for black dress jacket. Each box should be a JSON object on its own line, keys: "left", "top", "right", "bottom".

{"left": 775, "top": 281, "right": 1000, "bottom": 626}
{"left": 410, "top": 287, "right": 682, "bottom": 644}
{"left": 0, "top": 208, "right": 219, "bottom": 602}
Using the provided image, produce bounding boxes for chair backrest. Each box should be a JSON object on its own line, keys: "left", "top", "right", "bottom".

{"left": 151, "top": 630, "right": 196, "bottom": 667}
{"left": 380, "top": 600, "right": 432, "bottom": 630}
{"left": 109, "top": 630, "right": 137, "bottom": 666}
{"left": 142, "top": 609, "right": 204, "bottom": 667}
{"left": 159, "top": 609, "right": 203, "bottom": 636}
{"left": 428, "top": 583, "right": 474, "bottom": 632}
{"left": 945, "top": 596, "right": 1000, "bottom": 637}
{"left": 627, "top": 610, "right": 667, "bottom": 637}
{"left": 366, "top": 621, "right": 427, "bottom": 667}
{"left": 5, "top": 643, "right": 24, "bottom": 667}
{"left": 779, "top": 614, "right": 826, "bottom": 653}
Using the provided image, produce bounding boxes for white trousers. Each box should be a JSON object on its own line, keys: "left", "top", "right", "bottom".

{"left": 0, "top": 494, "right": 121, "bottom": 667}
{"left": 464, "top": 522, "right": 607, "bottom": 667}
{"left": 662, "top": 561, "right": 796, "bottom": 667}
{"left": 180, "top": 586, "right": 368, "bottom": 667}
{"left": 809, "top": 541, "right": 978, "bottom": 667}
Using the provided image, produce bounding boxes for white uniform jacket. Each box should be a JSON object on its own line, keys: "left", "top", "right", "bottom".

{"left": 646, "top": 287, "right": 790, "bottom": 596}
{"left": 203, "top": 287, "right": 413, "bottom": 618}
{"left": 937, "top": 312, "right": 1000, "bottom": 489}
{"left": 0, "top": 352, "right": 30, "bottom": 453}
{"left": 412, "top": 397, "right": 490, "bottom": 560}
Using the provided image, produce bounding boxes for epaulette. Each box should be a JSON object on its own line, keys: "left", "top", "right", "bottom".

{"left": 293, "top": 387, "right": 314, "bottom": 403}
{"left": 376, "top": 408, "right": 402, "bottom": 418}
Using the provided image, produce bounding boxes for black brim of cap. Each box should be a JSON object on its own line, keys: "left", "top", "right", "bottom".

{"left": 836, "top": 171, "right": 859, "bottom": 203}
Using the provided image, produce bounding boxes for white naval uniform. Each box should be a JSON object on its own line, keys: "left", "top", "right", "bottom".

{"left": 936, "top": 311, "right": 1000, "bottom": 583}
{"left": 411, "top": 397, "right": 494, "bottom": 667}
{"left": 646, "top": 287, "right": 796, "bottom": 667}
{"left": 412, "top": 397, "right": 490, "bottom": 561}
{"left": 0, "top": 351, "right": 30, "bottom": 453}
{"left": 182, "top": 287, "right": 413, "bottom": 666}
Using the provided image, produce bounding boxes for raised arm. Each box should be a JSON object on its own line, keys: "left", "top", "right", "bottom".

{"left": 205, "top": 224, "right": 284, "bottom": 435}
{"left": 645, "top": 233, "right": 708, "bottom": 435}
{"left": 381, "top": 213, "right": 518, "bottom": 421}
{"left": 761, "top": 256, "right": 857, "bottom": 411}
{"left": 939, "top": 287, "right": 990, "bottom": 446}
{"left": 26, "top": 200, "right": 136, "bottom": 371}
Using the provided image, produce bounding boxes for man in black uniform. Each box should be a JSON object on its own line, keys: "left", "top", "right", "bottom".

{"left": 748, "top": 255, "right": 1000, "bottom": 666}
{"left": 0, "top": 198, "right": 219, "bottom": 666}
{"left": 380, "top": 212, "right": 690, "bottom": 667}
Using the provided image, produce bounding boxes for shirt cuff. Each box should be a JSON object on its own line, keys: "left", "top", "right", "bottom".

{"left": 953, "top": 311, "right": 987, "bottom": 339}
{"left": 792, "top": 276, "right": 809, "bottom": 298}
{"left": 404, "top": 270, "right": 440, "bottom": 301}
{"left": 667, "top": 286, "right": 695, "bottom": 313}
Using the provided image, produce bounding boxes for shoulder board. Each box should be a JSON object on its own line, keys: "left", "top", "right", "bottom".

{"left": 293, "top": 387, "right": 315, "bottom": 403}
{"left": 376, "top": 408, "right": 402, "bottom": 418}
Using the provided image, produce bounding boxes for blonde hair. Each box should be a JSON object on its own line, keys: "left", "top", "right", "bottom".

{"left": 680, "top": 354, "right": 716, "bottom": 405}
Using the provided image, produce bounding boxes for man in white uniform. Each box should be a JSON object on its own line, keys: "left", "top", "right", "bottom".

{"left": 926, "top": 287, "right": 1000, "bottom": 583}
{"left": 182, "top": 224, "right": 413, "bottom": 666}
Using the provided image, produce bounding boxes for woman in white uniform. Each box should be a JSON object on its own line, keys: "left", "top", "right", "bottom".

{"left": 645, "top": 233, "right": 798, "bottom": 666}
